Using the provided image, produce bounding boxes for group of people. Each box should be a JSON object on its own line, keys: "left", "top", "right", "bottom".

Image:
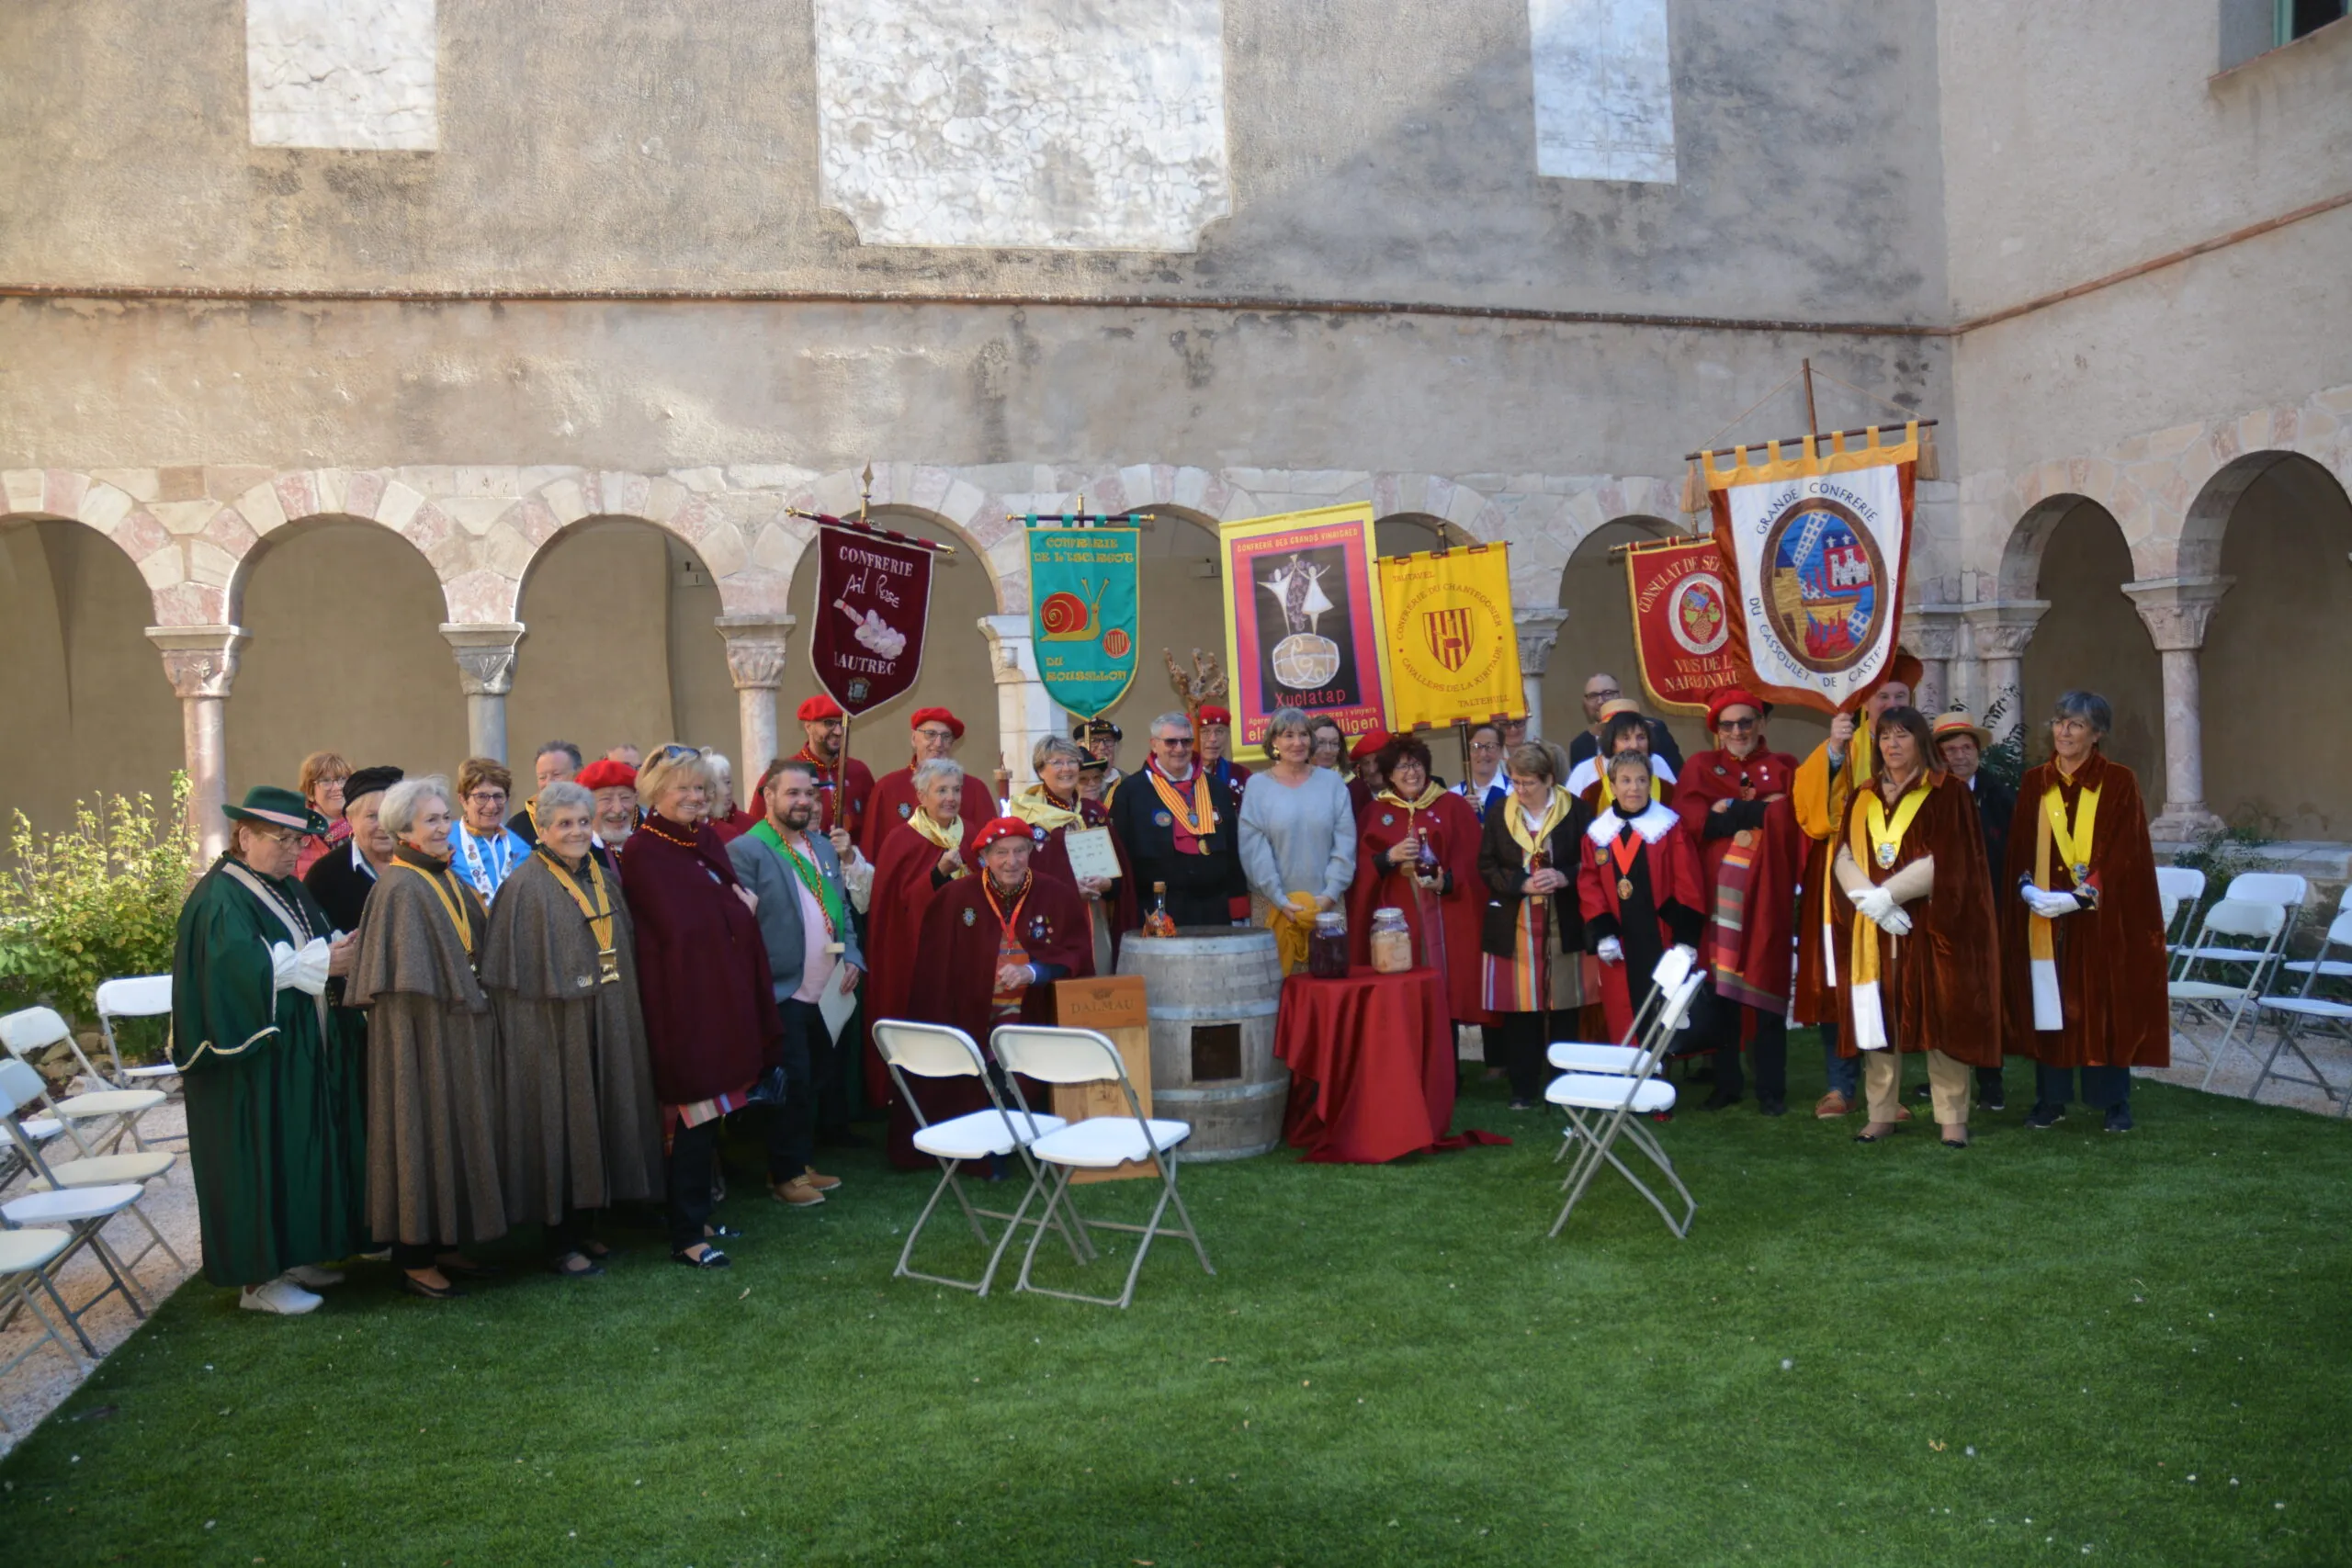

{"left": 170, "top": 660, "right": 2169, "bottom": 1315}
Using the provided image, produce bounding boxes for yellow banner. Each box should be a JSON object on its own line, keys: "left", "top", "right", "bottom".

{"left": 1377, "top": 543, "right": 1522, "bottom": 733}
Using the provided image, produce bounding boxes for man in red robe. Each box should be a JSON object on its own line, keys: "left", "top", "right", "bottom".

{"left": 865, "top": 759, "right": 985, "bottom": 1133}
{"left": 1577, "top": 750, "right": 1706, "bottom": 1043}
{"left": 894, "top": 818, "right": 1093, "bottom": 1168}
{"left": 1673, "top": 687, "right": 1804, "bottom": 1114}
{"left": 1346, "top": 733, "right": 1488, "bottom": 1027}
{"left": 1347, "top": 728, "right": 1387, "bottom": 821}
{"left": 791, "top": 694, "right": 876, "bottom": 845}
{"left": 1197, "top": 705, "right": 1253, "bottom": 815}
{"left": 861, "top": 706, "right": 1000, "bottom": 861}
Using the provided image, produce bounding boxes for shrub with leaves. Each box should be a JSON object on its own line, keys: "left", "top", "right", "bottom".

{"left": 0, "top": 773, "right": 198, "bottom": 1033}
{"left": 1974, "top": 693, "right": 2029, "bottom": 797}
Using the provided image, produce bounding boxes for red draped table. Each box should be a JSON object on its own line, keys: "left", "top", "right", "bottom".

{"left": 1273, "top": 964, "right": 1456, "bottom": 1163}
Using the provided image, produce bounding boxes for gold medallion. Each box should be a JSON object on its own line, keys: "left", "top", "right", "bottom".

{"left": 1734, "top": 829, "right": 1756, "bottom": 848}
{"left": 1617, "top": 876, "right": 1634, "bottom": 901}
{"left": 596, "top": 948, "right": 621, "bottom": 985}
{"left": 1875, "top": 841, "right": 1898, "bottom": 869}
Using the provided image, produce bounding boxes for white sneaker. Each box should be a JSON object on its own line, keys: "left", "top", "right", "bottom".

{"left": 283, "top": 1264, "right": 345, "bottom": 1289}
{"left": 240, "top": 1278, "right": 323, "bottom": 1315}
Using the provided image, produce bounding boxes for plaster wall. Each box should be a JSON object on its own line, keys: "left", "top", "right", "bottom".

{"left": 2018, "top": 502, "right": 2165, "bottom": 799}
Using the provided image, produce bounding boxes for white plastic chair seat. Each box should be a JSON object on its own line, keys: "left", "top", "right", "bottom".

{"left": 2259, "top": 997, "right": 2352, "bottom": 1022}
{"left": 2177, "top": 945, "right": 2278, "bottom": 964}
{"left": 2282, "top": 959, "right": 2352, "bottom": 979}
{"left": 0, "top": 1227, "right": 71, "bottom": 1273}
{"left": 911, "top": 1109, "right": 1068, "bottom": 1162}
{"left": 20, "top": 1116, "right": 62, "bottom": 1142}
{"left": 2169, "top": 980, "right": 2256, "bottom": 1002}
{"left": 2, "top": 1183, "right": 144, "bottom": 1225}
{"left": 1546, "top": 1073, "right": 1678, "bottom": 1114}
{"left": 51, "top": 1088, "right": 164, "bottom": 1120}
{"left": 1029, "top": 1117, "right": 1192, "bottom": 1168}
{"left": 1547, "top": 1041, "right": 1642, "bottom": 1073}
{"left": 121, "top": 1064, "right": 179, "bottom": 1082}
{"left": 28, "top": 1151, "right": 175, "bottom": 1190}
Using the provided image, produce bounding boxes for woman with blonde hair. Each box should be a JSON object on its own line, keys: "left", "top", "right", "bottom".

{"left": 1238, "top": 705, "right": 1357, "bottom": 973}
{"left": 294, "top": 750, "right": 352, "bottom": 876}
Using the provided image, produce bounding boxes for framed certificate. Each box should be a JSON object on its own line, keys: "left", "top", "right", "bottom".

{"left": 1063, "top": 826, "right": 1123, "bottom": 882}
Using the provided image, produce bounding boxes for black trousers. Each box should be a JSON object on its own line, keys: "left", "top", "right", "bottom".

{"left": 2035, "top": 1063, "right": 2132, "bottom": 1110}
{"left": 1490, "top": 1011, "right": 1550, "bottom": 1102}
{"left": 770, "top": 997, "right": 821, "bottom": 1180}
{"left": 1693, "top": 984, "right": 1788, "bottom": 1102}
{"left": 667, "top": 1118, "right": 723, "bottom": 1254}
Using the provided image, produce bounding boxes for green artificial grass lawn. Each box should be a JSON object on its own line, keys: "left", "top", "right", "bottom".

{"left": 6, "top": 1042, "right": 2349, "bottom": 1567}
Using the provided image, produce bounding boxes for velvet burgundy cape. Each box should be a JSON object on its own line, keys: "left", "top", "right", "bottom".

{"left": 861, "top": 765, "right": 1000, "bottom": 861}
{"left": 1576, "top": 807, "right": 1706, "bottom": 1042}
{"left": 1997, "top": 750, "right": 2170, "bottom": 1069}
{"left": 1673, "top": 747, "right": 1804, "bottom": 1015}
{"left": 1346, "top": 790, "right": 1490, "bottom": 1024}
{"left": 1830, "top": 773, "right": 2001, "bottom": 1066}
{"left": 1016, "top": 794, "right": 1139, "bottom": 946}
{"left": 617, "top": 816, "right": 782, "bottom": 1105}
{"left": 864, "top": 811, "right": 986, "bottom": 1105}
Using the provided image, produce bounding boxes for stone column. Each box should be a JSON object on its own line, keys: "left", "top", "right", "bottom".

{"left": 440, "top": 623, "right": 527, "bottom": 764}
{"left": 2122, "top": 576, "right": 2234, "bottom": 840}
{"left": 980, "top": 614, "right": 1062, "bottom": 800}
{"left": 1512, "top": 606, "right": 1570, "bottom": 740}
{"left": 147, "top": 626, "right": 248, "bottom": 862}
{"left": 715, "top": 615, "right": 796, "bottom": 787}
{"left": 1905, "top": 605, "right": 1966, "bottom": 717}
{"left": 1960, "top": 600, "right": 2049, "bottom": 745}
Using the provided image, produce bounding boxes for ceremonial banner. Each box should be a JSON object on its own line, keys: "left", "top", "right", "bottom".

{"left": 809, "top": 523, "right": 934, "bottom": 715}
{"left": 1706, "top": 423, "right": 1917, "bottom": 713}
{"left": 1026, "top": 524, "right": 1139, "bottom": 719}
{"left": 1623, "top": 536, "right": 1739, "bottom": 716}
{"left": 1377, "top": 543, "right": 1522, "bottom": 732}
{"left": 1219, "top": 502, "right": 1390, "bottom": 748}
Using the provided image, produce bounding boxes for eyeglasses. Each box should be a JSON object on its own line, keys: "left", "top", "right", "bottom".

{"left": 915, "top": 727, "right": 956, "bottom": 741}
{"left": 1159, "top": 737, "right": 1194, "bottom": 747}
{"left": 249, "top": 824, "right": 301, "bottom": 846}
{"left": 1716, "top": 718, "right": 1758, "bottom": 732}
{"left": 1470, "top": 739, "right": 1503, "bottom": 751}
{"left": 1585, "top": 687, "right": 1620, "bottom": 701}
{"left": 465, "top": 789, "right": 508, "bottom": 803}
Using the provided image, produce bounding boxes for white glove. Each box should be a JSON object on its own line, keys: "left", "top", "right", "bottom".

{"left": 1873, "top": 906, "right": 1913, "bottom": 937}
{"left": 1596, "top": 936, "right": 1624, "bottom": 964}
{"left": 2022, "top": 886, "right": 2081, "bottom": 919}
{"left": 270, "top": 937, "right": 333, "bottom": 998}
{"left": 1669, "top": 943, "right": 1698, "bottom": 966}
{"left": 1851, "top": 886, "right": 1899, "bottom": 925}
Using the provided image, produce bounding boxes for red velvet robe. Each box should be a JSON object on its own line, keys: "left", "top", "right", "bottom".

{"left": 1576, "top": 802, "right": 1707, "bottom": 1042}
{"left": 1997, "top": 750, "right": 2170, "bottom": 1069}
{"left": 794, "top": 747, "right": 876, "bottom": 841}
{"left": 1347, "top": 789, "right": 1490, "bottom": 1025}
{"left": 888, "top": 872, "right": 1093, "bottom": 1168}
{"left": 861, "top": 763, "right": 1000, "bottom": 861}
{"left": 1672, "top": 748, "right": 1803, "bottom": 1016}
{"left": 864, "top": 812, "right": 986, "bottom": 1106}
{"left": 1830, "top": 772, "right": 2002, "bottom": 1066}
{"left": 616, "top": 815, "right": 782, "bottom": 1107}
{"left": 1011, "top": 787, "right": 1138, "bottom": 954}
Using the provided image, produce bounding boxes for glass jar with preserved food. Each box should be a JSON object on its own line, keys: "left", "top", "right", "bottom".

{"left": 1307, "top": 908, "right": 1351, "bottom": 979}
{"left": 1368, "top": 906, "right": 1413, "bottom": 974}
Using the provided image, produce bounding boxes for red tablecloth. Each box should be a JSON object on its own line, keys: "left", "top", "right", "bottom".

{"left": 1273, "top": 965, "right": 1456, "bottom": 1163}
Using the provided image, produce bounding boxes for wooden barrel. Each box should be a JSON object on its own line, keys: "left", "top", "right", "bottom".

{"left": 1114, "top": 926, "right": 1287, "bottom": 1160}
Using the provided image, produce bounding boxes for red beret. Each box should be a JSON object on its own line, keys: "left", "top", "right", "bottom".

{"left": 973, "top": 816, "right": 1032, "bottom": 852}
{"left": 576, "top": 760, "right": 638, "bottom": 791}
{"left": 1197, "top": 705, "right": 1232, "bottom": 726}
{"left": 797, "top": 694, "right": 844, "bottom": 722}
{"left": 1350, "top": 728, "right": 1390, "bottom": 761}
{"left": 1706, "top": 687, "right": 1764, "bottom": 728}
{"left": 910, "top": 706, "right": 964, "bottom": 739}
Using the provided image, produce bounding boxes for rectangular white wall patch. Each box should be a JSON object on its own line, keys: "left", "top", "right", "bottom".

{"left": 247, "top": 0, "right": 437, "bottom": 151}
{"left": 1530, "top": 0, "right": 1676, "bottom": 184}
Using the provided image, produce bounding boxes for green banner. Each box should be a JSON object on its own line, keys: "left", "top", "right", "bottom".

{"left": 1027, "top": 525, "right": 1139, "bottom": 719}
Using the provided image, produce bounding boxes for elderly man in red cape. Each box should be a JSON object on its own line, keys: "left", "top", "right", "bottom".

{"left": 790, "top": 694, "right": 876, "bottom": 843}
{"left": 888, "top": 818, "right": 1092, "bottom": 1168}
{"left": 1674, "top": 687, "right": 1804, "bottom": 1114}
{"left": 860, "top": 705, "right": 999, "bottom": 860}
{"left": 1346, "top": 728, "right": 1387, "bottom": 821}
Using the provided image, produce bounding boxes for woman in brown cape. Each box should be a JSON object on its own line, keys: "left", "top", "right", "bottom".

{"left": 347, "top": 774, "right": 506, "bottom": 1301}
{"left": 1999, "top": 690, "right": 2170, "bottom": 1133}
{"left": 478, "top": 779, "right": 665, "bottom": 1277}
{"left": 1829, "top": 706, "right": 2001, "bottom": 1148}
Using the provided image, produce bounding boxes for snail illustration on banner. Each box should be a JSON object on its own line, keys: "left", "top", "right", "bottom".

{"left": 1039, "top": 578, "right": 1115, "bottom": 650}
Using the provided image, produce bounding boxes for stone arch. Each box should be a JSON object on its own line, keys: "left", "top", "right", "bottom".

{"left": 1546, "top": 513, "right": 1721, "bottom": 762}
{"left": 226, "top": 471, "right": 456, "bottom": 623}
{"left": 1368, "top": 473, "right": 1501, "bottom": 542}
{"left": 2014, "top": 496, "right": 2164, "bottom": 796}
{"left": 1993, "top": 492, "right": 2092, "bottom": 603}
{"left": 2175, "top": 449, "right": 2338, "bottom": 581}
{"left": 1374, "top": 510, "right": 1451, "bottom": 556}
{"left": 496, "top": 470, "right": 728, "bottom": 626}
{"left": 1, "top": 468, "right": 194, "bottom": 625}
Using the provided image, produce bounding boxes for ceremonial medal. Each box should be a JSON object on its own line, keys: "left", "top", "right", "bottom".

{"left": 899, "top": 803, "right": 911, "bottom": 818}
{"left": 1876, "top": 840, "right": 1898, "bottom": 869}
{"left": 596, "top": 947, "right": 621, "bottom": 985}
{"left": 2071, "top": 862, "right": 2089, "bottom": 884}
{"left": 962, "top": 908, "right": 976, "bottom": 927}
{"left": 1713, "top": 764, "right": 1725, "bottom": 776}
{"left": 1031, "top": 917, "right": 1048, "bottom": 940}
{"left": 1596, "top": 850, "right": 1609, "bottom": 866}
{"left": 1382, "top": 813, "right": 1395, "bottom": 826}
{"left": 1735, "top": 829, "right": 1755, "bottom": 848}
{"left": 1617, "top": 876, "right": 1634, "bottom": 900}
{"left": 1033, "top": 827, "right": 1047, "bottom": 841}
{"left": 1154, "top": 810, "right": 1173, "bottom": 828}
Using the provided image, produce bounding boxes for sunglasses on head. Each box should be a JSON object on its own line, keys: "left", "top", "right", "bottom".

{"left": 656, "top": 744, "right": 698, "bottom": 763}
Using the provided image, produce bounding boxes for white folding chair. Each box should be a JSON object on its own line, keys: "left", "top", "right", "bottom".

{"left": 95, "top": 975, "right": 181, "bottom": 1098}
{"left": 2154, "top": 866, "right": 2205, "bottom": 954}
{"left": 2168, "top": 875, "right": 2305, "bottom": 1089}
{"left": 1547, "top": 967, "right": 1707, "bottom": 1240}
{"left": 0, "top": 1060, "right": 184, "bottom": 1277}
{"left": 0, "top": 1071, "right": 156, "bottom": 1351}
{"left": 1545, "top": 946, "right": 1694, "bottom": 1162}
{"left": 2250, "top": 909, "right": 2352, "bottom": 1115}
{"left": 2279, "top": 887, "right": 2352, "bottom": 987}
{"left": 0, "top": 1007, "right": 165, "bottom": 1155}
{"left": 0, "top": 1224, "right": 87, "bottom": 1427}
{"left": 872, "top": 1019, "right": 1088, "bottom": 1296}
{"left": 990, "top": 1025, "right": 1214, "bottom": 1310}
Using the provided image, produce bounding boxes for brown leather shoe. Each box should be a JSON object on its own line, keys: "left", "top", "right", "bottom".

{"left": 1813, "top": 1089, "right": 1851, "bottom": 1119}
{"left": 800, "top": 1166, "right": 842, "bottom": 1191}
{"left": 770, "top": 1176, "right": 826, "bottom": 1208}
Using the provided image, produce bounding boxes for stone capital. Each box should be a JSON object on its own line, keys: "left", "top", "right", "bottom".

{"left": 146, "top": 625, "right": 249, "bottom": 700}
{"left": 1961, "top": 599, "right": 2051, "bottom": 660}
{"left": 1513, "top": 606, "right": 1570, "bottom": 674}
{"left": 714, "top": 614, "right": 796, "bottom": 691}
{"left": 440, "top": 622, "right": 527, "bottom": 697}
{"left": 2120, "top": 576, "right": 2234, "bottom": 653}
{"left": 1903, "top": 604, "right": 1965, "bottom": 661}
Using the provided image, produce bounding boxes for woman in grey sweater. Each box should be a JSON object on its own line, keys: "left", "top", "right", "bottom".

{"left": 1238, "top": 706, "right": 1359, "bottom": 972}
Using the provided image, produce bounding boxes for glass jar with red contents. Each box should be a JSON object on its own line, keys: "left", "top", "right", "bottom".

{"left": 1307, "top": 909, "right": 1351, "bottom": 979}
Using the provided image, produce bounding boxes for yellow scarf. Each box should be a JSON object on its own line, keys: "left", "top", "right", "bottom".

{"left": 1505, "top": 786, "right": 1577, "bottom": 864}
{"left": 1012, "top": 783, "right": 1085, "bottom": 834}
{"left": 909, "top": 808, "right": 964, "bottom": 861}
{"left": 538, "top": 848, "right": 619, "bottom": 984}
{"left": 396, "top": 859, "right": 475, "bottom": 956}
{"left": 1375, "top": 784, "right": 1447, "bottom": 814}
{"left": 2028, "top": 771, "right": 2099, "bottom": 1031}
{"left": 1844, "top": 773, "right": 1929, "bottom": 1050}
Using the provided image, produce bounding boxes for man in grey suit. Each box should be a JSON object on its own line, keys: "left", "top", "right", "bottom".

{"left": 728, "top": 756, "right": 865, "bottom": 1208}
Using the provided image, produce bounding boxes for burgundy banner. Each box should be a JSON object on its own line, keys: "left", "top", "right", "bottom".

{"left": 810, "top": 524, "right": 933, "bottom": 716}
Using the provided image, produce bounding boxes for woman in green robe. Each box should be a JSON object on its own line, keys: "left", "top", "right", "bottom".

{"left": 170, "top": 784, "right": 366, "bottom": 1316}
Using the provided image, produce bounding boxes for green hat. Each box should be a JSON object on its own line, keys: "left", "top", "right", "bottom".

{"left": 222, "top": 784, "right": 331, "bottom": 838}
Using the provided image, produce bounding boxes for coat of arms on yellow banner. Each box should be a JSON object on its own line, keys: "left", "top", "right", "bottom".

{"left": 1377, "top": 543, "right": 1522, "bottom": 732}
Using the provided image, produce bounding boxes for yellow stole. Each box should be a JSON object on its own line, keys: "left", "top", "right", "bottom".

{"left": 538, "top": 849, "right": 619, "bottom": 984}
{"left": 1506, "top": 786, "right": 1577, "bottom": 864}
{"left": 1147, "top": 764, "right": 1218, "bottom": 838}
{"left": 2028, "top": 770, "right": 2099, "bottom": 1030}
{"left": 1844, "top": 773, "right": 1928, "bottom": 1051}
{"left": 1804, "top": 720, "right": 1874, "bottom": 987}
{"left": 909, "top": 808, "right": 964, "bottom": 863}
{"left": 1012, "top": 784, "right": 1085, "bottom": 834}
{"left": 396, "top": 859, "right": 475, "bottom": 957}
